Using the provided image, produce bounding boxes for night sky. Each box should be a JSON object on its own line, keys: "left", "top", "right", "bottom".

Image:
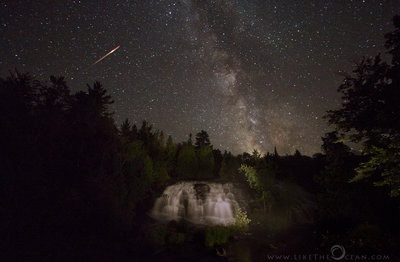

{"left": 1, "top": 1, "right": 399, "bottom": 155}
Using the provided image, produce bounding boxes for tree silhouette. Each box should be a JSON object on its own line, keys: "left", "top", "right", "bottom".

{"left": 120, "top": 118, "right": 131, "bottom": 137}
{"left": 195, "top": 130, "right": 211, "bottom": 149}
{"left": 219, "top": 151, "right": 241, "bottom": 181}
{"left": 196, "top": 144, "right": 214, "bottom": 179}
{"left": 2, "top": 69, "right": 400, "bottom": 259}
{"left": 326, "top": 15, "right": 400, "bottom": 197}
{"left": 385, "top": 15, "right": 400, "bottom": 66}
{"left": 176, "top": 143, "right": 198, "bottom": 179}
{"left": 273, "top": 146, "right": 279, "bottom": 158}
{"left": 164, "top": 135, "right": 177, "bottom": 174}
{"left": 187, "top": 133, "right": 193, "bottom": 145}
{"left": 212, "top": 149, "right": 223, "bottom": 177}
{"left": 294, "top": 149, "right": 301, "bottom": 158}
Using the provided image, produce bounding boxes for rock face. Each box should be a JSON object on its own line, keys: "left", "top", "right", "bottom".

{"left": 151, "top": 182, "right": 241, "bottom": 225}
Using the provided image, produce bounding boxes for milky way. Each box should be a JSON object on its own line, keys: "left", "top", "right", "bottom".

{"left": 1, "top": 1, "right": 398, "bottom": 155}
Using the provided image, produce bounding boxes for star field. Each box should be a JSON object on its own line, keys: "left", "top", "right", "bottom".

{"left": 1, "top": 0, "right": 398, "bottom": 155}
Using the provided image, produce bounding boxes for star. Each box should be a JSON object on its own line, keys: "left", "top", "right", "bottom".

{"left": 0, "top": 0, "right": 396, "bottom": 155}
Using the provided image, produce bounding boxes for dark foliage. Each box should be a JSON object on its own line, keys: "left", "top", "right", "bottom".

{"left": 1, "top": 16, "right": 400, "bottom": 260}
{"left": 318, "top": 16, "right": 400, "bottom": 254}
{"left": 0, "top": 72, "right": 224, "bottom": 261}
{"left": 326, "top": 15, "right": 400, "bottom": 197}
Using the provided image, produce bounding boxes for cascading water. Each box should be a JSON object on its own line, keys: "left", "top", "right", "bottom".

{"left": 151, "top": 182, "right": 240, "bottom": 225}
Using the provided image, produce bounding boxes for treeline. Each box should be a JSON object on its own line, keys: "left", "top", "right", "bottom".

{"left": 237, "top": 136, "right": 399, "bottom": 253}
{"left": 315, "top": 15, "right": 400, "bottom": 253}
{"left": 0, "top": 69, "right": 398, "bottom": 259}
{"left": 0, "top": 71, "right": 240, "bottom": 259}
{"left": 0, "top": 71, "right": 268, "bottom": 260}
{"left": 235, "top": 16, "right": 400, "bottom": 255}
{"left": 0, "top": 69, "right": 326, "bottom": 260}
{"left": 1, "top": 13, "right": 400, "bottom": 262}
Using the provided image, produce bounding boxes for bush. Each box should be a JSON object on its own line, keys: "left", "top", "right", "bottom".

{"left": 233, "top": 208, "right": 251, "bottom": 233}
{"left": 204, "top": 225, "right": 231, "bottom": 247}
{"left": 145, "top": 223, "right": 186, "bottom": 249}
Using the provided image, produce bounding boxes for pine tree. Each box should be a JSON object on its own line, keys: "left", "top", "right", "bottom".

{"left": 195, "top": 130, "right": 211, "bottom": 149}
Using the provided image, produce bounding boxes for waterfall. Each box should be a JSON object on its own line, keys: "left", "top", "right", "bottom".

{"left": 151, "top": 182, "right": 240, "bottom": 225}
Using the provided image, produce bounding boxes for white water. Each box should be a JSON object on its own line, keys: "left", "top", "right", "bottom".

{"left": 151, "top": 182, "right": 240, "bottom": 225}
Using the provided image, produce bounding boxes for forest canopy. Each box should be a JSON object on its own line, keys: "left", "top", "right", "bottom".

{"left": 1, "top": 14, "right": 400, "bottom": 262}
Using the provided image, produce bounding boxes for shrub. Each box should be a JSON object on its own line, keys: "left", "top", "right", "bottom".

{"left": 233, "top": 208, "right": 251, "bottom": 233}
{"left": 204, "top": 225, "right": 231, "bottom": 247}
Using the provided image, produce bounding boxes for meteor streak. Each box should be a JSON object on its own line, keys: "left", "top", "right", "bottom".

{"left": 92, "top": 45, "right": 120, "bottom": 65}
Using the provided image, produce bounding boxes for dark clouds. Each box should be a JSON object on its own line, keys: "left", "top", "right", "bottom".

{"left": 1, "top": 0, "right": 398, "bottom": 155}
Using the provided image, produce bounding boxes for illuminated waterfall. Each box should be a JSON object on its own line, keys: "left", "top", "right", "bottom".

{"left": 151, "top": 182, "right": 240, "bottom": 225}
